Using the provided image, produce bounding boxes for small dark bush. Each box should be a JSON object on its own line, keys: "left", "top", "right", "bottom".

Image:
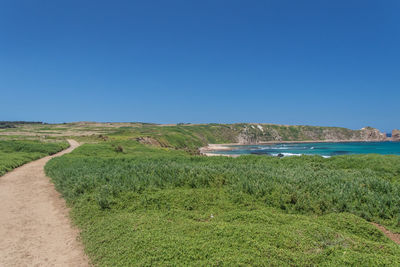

{"left": 115, "top": 145, "right": 124, "bottom": 153}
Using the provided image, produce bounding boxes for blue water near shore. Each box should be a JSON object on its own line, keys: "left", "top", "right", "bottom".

{"left": 211, "top": 142, "right": 400, "bottom": 157}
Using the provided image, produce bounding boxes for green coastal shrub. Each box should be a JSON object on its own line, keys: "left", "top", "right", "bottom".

{"left": 46, "top": 141, "right": 400, "bottom": 229}
{"left": 44, "top": 140, "right": 400, "bottom": 265}
{"left": 0, "top": 140, "right": 69, "bottom": 176}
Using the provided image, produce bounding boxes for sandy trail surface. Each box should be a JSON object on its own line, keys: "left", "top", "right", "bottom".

{"left": 0, "top": 140, "right": 89, "bottom": 267}
{"left": 372, "top": 223, "right": 400, "bottom": 245}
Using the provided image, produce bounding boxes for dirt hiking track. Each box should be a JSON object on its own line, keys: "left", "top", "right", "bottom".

{"left": 0, "top": 140, "right": 89, "bottom": 267}
{"left": 371, "top": 223, "right": 400, "bottom": 245}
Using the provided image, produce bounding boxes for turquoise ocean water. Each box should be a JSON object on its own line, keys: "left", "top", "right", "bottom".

{"left": 210, "top": 142, "right": 400, "bottom": 157}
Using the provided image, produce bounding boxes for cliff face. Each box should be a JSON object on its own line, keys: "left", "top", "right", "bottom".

{"left": 235, "top": 124, "right": 388, "bottom": 144}
{"left": 359, "top": 127, "right": 388, "bottom": 141}
{"left": 392, "top": 129, "right": 400, "bottom": 141}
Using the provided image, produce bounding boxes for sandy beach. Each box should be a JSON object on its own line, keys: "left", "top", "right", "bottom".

{"left": 199, "top": 139, "right": 393, "bottom": 157}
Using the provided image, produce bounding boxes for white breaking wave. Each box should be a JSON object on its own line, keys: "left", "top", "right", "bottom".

{"left": 271, "top": 153, "right": 331, "bottom": 158}
{"left": 259, "top": 146, "right": 289, "bottom": 150}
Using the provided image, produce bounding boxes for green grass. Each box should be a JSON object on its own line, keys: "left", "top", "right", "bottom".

{"left": 0, "top": 140, "right": 69, "bottom": 176}
{"left": 71, "top": 188, "right": 400, "bottom": 266}
{"left": 45, "top": 140, "right": 400, "bottom": 266}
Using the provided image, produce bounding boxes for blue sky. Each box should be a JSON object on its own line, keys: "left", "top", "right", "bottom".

{"left": 1, "top": 0, "right": 399, "bottom": 132}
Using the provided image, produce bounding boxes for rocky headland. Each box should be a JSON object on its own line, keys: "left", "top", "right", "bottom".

{"left": 392, "top": 129, "right": 400, "bottom": 141}
{"left": 235, "top": 125, "right": 388, "bottom": 145}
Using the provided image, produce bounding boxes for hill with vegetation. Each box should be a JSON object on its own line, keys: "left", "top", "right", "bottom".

{"left": 107, "top": 123, "right": 388, "bottom": 153}
{"left": 0, "top": 140, "right": 69, "bottom": 176}
{"left": 0, "top": 122, "right": 388, "bottom": 150}
{"left": 1, "top": 122, "right": 398, "bottom": 265}
{"left": 43, "top": 133, "right": 400, "bottom": 265}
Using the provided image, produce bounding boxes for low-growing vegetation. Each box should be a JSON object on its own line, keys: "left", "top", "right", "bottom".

{"left": 0, "top": 140, "right": 69, "bottom": 176}
{"left": 45, "top": 139, "right": 400, "bottom": 265}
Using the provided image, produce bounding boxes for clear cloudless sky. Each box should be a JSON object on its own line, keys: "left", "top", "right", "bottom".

{"left": 0, "top": 0, "right": 399, "bottom": 132}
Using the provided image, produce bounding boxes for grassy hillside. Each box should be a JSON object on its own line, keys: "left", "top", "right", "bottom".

{"left": 1, "top": 122, "right": 385, "bottom": 149}
{"left": 45, "top": 138, "right": 400, "bottom": 266}
{"left": 0, "top": 140, "right": 69, "bottom": 176}
{"left": 103, "top": 123, "right": 379, "bottom": 154}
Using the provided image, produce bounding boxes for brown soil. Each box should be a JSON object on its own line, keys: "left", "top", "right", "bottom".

{"left": 372, "top": 223, "right": 400, "bottom": 245}
{"left": 135, "top": 136, "right": 164, "bottom": 147}
{"left": 0, "top": 140, "right": 89, "bottom": 266}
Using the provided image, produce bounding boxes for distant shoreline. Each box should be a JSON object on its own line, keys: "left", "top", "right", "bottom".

{"left": 200, "top": 139, "right": 394, "bottom": 157}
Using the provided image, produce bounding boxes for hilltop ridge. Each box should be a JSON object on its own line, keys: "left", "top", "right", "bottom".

{"left": 0, "top": 122, "right": 390, "bottom": 150}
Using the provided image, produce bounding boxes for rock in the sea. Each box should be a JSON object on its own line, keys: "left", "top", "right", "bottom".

{"left": 277, "top": 153, "right": 284, "bottom": 158}
{"left": 392, "top": 129, "right": 400, "bottom": 141}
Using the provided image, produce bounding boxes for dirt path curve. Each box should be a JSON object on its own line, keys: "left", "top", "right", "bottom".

{"left": 372, "top": 223, "right": 400, "bottom": 245}
{"left": 0, "top": 140, "right": 89, "bottom": 267}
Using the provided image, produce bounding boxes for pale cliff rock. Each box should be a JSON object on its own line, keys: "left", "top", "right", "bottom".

{"left": 237, "top": 127, "right": 258, "bottom": 144}
{"left": 392, "top": 129, "right": 400, "bottom": 141}
{"left": 359, "top": 127, "right": 388, "bottom": 141}
{"left": 235, "top": 125, "right": 388, "bottom": 144}
{"left": 135, "top": 136, "right": 166, "bottom": 147}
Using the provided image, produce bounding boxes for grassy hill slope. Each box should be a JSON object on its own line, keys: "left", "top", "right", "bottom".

{"left": 0, "top": 140, "right": 69, "bottom": 176}
{"left": 109, "top": 123, "right": 387, "bottom": 152}
{"left": 45, "top": 138, "right": 400, "bottom": 266}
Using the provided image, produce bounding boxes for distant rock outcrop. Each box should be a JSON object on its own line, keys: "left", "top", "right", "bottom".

{"left": 135, "top": 136, "right": 165, "bottom": 147}
{"left": 359, "top": 127, "right": 388, "bottom": 141}
{"left": 235, "top": 125, "right": 388, "bottom": 144}
{"left": 392, "top": 129, "right": 400, "bottom": 141}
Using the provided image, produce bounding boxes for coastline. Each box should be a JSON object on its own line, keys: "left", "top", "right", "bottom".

{"left": 199, "top": 139, "right": 393, "bottom": 157}
{"left": 200, "top": 152, "right": 240, "bottom": 157}
{"left": 199, "top": 144, "right": 242, "bottom": 157}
